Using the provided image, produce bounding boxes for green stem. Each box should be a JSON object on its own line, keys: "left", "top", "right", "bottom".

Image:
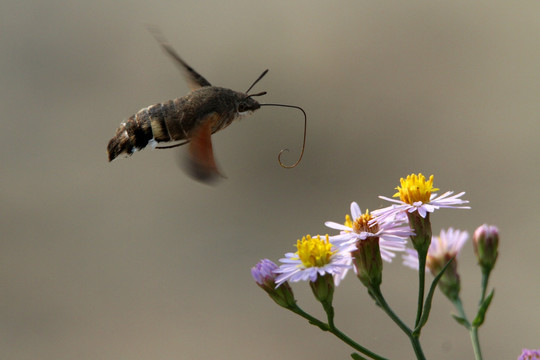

{"left": 479, "top": 268, "right": 491, "bottom": 304}
{"left": 452, "top": 297, "right": 470, "bottom": 326}
{"left": 452, "top": 297, "right": 482, "bottom": 360}
{"left": 470, "top": 326, "right": 483, "bottom": 360}
{"left": 322, "top": 301, "right": 336, "bottom": 330}
{"left": 371, "top": 286, "right": 426, "bottom": 360}
{"left": 415, "top": 249, "right": 427, "bottom": 327}
{"left": 290, "top": 305, "right": 388, "bottom": 360}
{"left": 410, "top": 337, "right": 426, "bottom": 360}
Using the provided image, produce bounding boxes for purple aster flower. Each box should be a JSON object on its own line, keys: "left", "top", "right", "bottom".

{"left": 372, "top": 173, "right": 470, "bottom": 223}
{"left": 325, "top": 202, "right": 411, "bottom": 262}
{"left": 274, "top": 235, "right": 352, "bottom": 287}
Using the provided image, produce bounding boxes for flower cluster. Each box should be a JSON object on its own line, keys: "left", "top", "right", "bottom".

{"left": 253, "top": 173, "right": 472, "bottom": 292}
{"left": 251, "top": 173, "right": 510, "bottom": 360}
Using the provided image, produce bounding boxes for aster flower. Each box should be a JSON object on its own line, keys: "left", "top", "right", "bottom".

{"left": 518, "top": 348, "right": 540, "bottom": 360}
{"left": 402, "top": 227, "right": 469, "bottom": 271}
{"left": 403, "top": 227, "right": 468, "bottom": 300}
{"left": 325, "top": 202, "right": 411, "bottom": 262}
{"left": 252, "top": 259, "right": 280, "bottom": 286}
{"left": 274, "top": 235, "right": 352, "bottom": 287}
{"left": 372, "top": 173, "right": 470, "bottom": 223}
{"left": 252, "top": 259, "right": 296, "bottom": 309}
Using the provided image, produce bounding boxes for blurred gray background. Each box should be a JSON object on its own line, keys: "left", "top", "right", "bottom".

{"left": 2, "top": 1, "right": 539, "bottom": 359}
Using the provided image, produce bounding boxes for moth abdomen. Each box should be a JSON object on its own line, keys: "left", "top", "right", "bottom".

{"left": 107, "top": 100, "right": 189, "bottom": 162}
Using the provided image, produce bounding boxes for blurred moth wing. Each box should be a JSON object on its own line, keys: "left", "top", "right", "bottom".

{"left": 185, "top": 112, "right": 222, "bottom": 181}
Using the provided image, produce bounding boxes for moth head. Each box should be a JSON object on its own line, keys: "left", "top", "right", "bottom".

{"left": 237, "top": 94, "right": 263, "bottom": 114}
{"left": 236, "top": 69, "right": 270, "bottom": 114}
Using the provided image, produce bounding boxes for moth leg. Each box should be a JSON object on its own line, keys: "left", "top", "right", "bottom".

{"left": 155, "top": 140, "right": 190, "bottom": 149}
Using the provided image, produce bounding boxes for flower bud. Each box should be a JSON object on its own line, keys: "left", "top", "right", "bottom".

{"left": 473, "top": 224, "right": 499, "bottom": 271}
{"left": 309, "top": 273, "right": 335, "bottom": 306}
{"left": 252, "top": 259, "right": 296, "bottom": 309}
{"left": 351, "top": 236, "right": 383, "bottom": 288}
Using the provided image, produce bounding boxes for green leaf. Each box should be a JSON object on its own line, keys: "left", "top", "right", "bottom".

{"left": 350, "top": 353, "right": 368, "bottom": 360}
{"left": 452, "top": 314, "right": 470, "bottom": 328}
{"left": 473, "top": 289, "right": 495, "bottom": 327}
{"left": 413, "top": 256, "right": 455, "bottom": 335}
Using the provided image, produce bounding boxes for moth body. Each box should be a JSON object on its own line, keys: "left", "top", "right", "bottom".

{"left": 107, "top": 87, "right": 260, "bottom": 162}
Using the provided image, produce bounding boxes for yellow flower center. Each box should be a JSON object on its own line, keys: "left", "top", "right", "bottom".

{"left": 346, "top": 210, "right": 378, "bottom": 234}
{"left": 293, "top": 235, "right": 335, "bottom": 268}
{"left": 344, "top": 214, "right": 353, "bottom": 228}
{"left": 393, "top": 173, "right": 440, "bottom": 205}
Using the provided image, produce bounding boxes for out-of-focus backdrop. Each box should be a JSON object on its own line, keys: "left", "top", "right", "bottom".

{"left": 2, "top": 1, "right": 539, "bottom": 359}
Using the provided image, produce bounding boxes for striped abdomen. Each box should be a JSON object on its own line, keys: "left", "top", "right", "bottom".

{"left": 107, "top": 87, "right": 256, "bottom": 162}
{"left": 107, "top": 97, "right": 200, "bottom": 162}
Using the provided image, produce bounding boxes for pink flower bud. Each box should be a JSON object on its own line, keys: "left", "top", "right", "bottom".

{"left": 473, "top": 224, "right": 499, "bottom": 271}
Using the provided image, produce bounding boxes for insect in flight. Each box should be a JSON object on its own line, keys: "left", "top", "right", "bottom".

{"left": 107, "top": 28, "right": 307, "bottom": 182}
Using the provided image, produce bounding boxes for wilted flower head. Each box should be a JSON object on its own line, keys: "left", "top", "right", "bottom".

{"left": 274, "top": 235, "right": 352, "bottom": 287}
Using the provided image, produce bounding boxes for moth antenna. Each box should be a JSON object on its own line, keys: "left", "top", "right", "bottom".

{"left": 260, "top": 103, "right": 307, "bottom": 169}
{"left": 245, "top": 91, "right": 267, "bottom": 99}
{"left": 246, "top": 69, "right": 269, "bottom": 94}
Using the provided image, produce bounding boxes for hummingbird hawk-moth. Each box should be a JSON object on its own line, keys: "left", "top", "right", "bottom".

{"left": 107, "top": 29, "right": 306, "bottom": 182}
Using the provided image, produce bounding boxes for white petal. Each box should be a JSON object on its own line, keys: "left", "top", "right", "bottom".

{"left": 325, "top": 221, "right": 352, "bottom": 232}
{"left": 350, "top": 202, "right": 362, "bottom": 219}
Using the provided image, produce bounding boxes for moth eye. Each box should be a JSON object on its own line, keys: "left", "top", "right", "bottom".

{"left": 238, "top": 103, "right": 247, "bottom": 112}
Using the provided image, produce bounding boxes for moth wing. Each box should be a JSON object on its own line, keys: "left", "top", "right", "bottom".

{"left": 147, "top": 26, "right": 212, "bottom": 90}
{"left": 184, "top": 113, "right": 224, "bottom": 183}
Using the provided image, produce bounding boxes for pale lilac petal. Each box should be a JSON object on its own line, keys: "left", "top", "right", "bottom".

{"left": 380, "top": 250, "right": 394, "bottom": 262}
{"left": 402, "top": 249, "right": 420, "bottom": 270}
{"left": 378, "top": 195, "right": 403, "bottom": 204}
{"left": 425, "top": 203, "right": 437, "bottom": 212}
{"left": 279, "top": 258, "right": 300, "bottom": 264}
{"left": 350, "top": 202, "right": 362, "bottom": 220}
{"left": 379, "top": 240, "right": 406, "bottom": 251}
{"left": 431, "top": 191, "right": 470, "bottom": 209}
{"left": 329, "top": 233, "right": 355, "bottom": 242}
{"left": 324, "top": 221, "right": 352, "bottom": 231}
{"left": 372, "top": 204, "right": 410, "bottom": 223}
{"left": 416, "top": 206, "right": 427, "bottom": 218}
